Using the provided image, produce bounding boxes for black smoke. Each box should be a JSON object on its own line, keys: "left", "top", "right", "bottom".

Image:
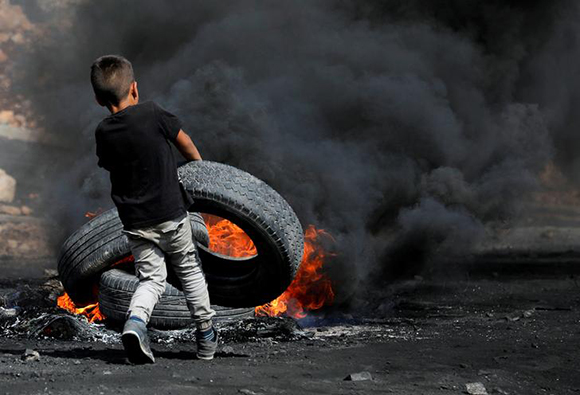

{"left": 13, "top": 0, "right": 578, "bottom": 303}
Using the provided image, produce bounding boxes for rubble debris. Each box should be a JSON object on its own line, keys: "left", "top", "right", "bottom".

{"left": 0, "top": 218, "right": 53, "bottom": 258}
{"left": 344, "top": 371, "right": 373, "bottom": 381}
{"left": 465, "top": 382, "right": 488, "bottom": 395}
{"left": 522, "top": 309, "right": 535, "bottom": 318}
{"left": 0, "top": 169, "right": 16, "bottom": 203}
{"left": 222, "top": 345, "right": 235, "bottom": 354}
{"left": 0, "top": 1, "right": 33, "bottom": 35}
{"left": 21, "top": 349, "right": 40, "bottom": 362}
{"left": 43, "top": 276, "right": 64, "bottom": 303}
{"left": 23, "top": 314, "right": 118, "bottom": 342}
{"left": 218, "top": 317, "right": 310, "bottom": 343}
{"left": 31, "top": 314, "right": 86, "bottom": 340}
{"left": 0, "top": 306, "right": 19, "bottom": 320}
{"left": 0, "top": 204, "right": 21, "bottom": 215}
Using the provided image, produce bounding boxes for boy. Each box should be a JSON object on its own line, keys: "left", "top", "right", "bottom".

{"left": 90, "top": 55, "right": 217, "bottom": 363}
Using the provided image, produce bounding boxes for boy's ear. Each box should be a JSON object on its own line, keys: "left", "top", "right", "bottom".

{"left": 130, "top": 81, "right": 139, "bottom": 102}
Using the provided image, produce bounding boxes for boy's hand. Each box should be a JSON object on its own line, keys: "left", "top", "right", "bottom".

{"left": 174, "top": 130, "right": 202, "bottom": 161}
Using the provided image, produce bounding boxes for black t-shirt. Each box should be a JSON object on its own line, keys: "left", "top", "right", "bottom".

{"left": 95, "top": 101, "right": 186, "bottom": 229}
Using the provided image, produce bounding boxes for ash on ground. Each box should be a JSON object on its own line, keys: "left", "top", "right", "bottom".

{"left": 0, "top": 271, "right": 411, "bottom": 349}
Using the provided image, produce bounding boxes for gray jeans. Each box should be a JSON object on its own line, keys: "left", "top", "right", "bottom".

{"left": 123, "top": 212, "right": 215, "bottom": 327}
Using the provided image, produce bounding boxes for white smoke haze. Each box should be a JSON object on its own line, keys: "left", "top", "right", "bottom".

{"left": 12, "top": 0, "right": 578, "bottom": 304}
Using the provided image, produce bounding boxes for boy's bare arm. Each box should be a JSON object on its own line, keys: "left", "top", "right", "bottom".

{"left": 174, "top": 130, "right": 202, "bottom": 161}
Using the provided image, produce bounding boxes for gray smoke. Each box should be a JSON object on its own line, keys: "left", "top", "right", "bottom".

{"left": 14, "top": 0, "right": 577, "bottom": 302}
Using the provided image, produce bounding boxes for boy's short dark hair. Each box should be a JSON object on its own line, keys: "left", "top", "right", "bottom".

{"left": 90, "top": 55, "right": 134, "bottom": 106}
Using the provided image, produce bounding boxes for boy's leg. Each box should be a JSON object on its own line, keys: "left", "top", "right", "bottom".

{"left": 126, "top": 234, "right": 168, "bottom": 323}
{"left": 159, "top": 214, "right": 215, "bottom": 324}
{"left": 159, "top": 214, "right": 217, "bottom": 359}
{"left": 122, "top": 232, "right": 167, "bottom": 364}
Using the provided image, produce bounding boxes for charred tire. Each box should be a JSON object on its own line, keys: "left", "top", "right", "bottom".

{"left": 58, "top": 210, "right": 209, "bottom": 305}
{"left": 178, "top": 161, "right": 304, "bottom": 307}
{"left": 98, "top": 269, "right": 254, "bottom": 329}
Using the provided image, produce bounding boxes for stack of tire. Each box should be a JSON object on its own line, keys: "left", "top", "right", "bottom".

{"left": 58, "top": 161, "right": 304, "bottom": 329}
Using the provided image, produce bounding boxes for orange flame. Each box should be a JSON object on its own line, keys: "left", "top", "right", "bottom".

{"left": 58, "top": 213, "right": 333, "bottom": 322}
{"left": 255, "top": 225, "right": 335, "bottom": 319}
{"left": 202, "top": 214, "right": 257, "bottom": 257}
{"left": 56, "top": 293, "right": 105, "bottom": 323}
{"left": 202, "top": 216, "right": 334, "bottom": 318}
{"left": 85, "top": 208, "right": 104, "bottom": 219}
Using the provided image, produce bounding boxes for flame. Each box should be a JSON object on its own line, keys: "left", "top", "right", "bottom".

{"left": 202, "top": 214, "right": 257, "bottom": 257}
{"left": 202, "top": 215, "right": 335, "bottom": 318}
{"left": 85, "top": 208, "right": 104, "bottom": 219}
{"left": 255, "top": 225, "right": 335, "bottom": 318}
{"left": 58, "top": 213, "right": 333, "bottom": 322}
{"left": 56, "top": 292, "right": 105, "bottom": 323}
{"left": 113, "top": 255, "right": 135, "bottom": 266}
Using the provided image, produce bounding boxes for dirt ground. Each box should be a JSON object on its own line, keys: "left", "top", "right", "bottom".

{"left": 0, "top": 254, "right": 579, "bottom": 395}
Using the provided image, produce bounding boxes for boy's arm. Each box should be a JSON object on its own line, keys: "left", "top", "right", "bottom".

{"left": 173, "top": 130, "right": 202, "bottom": 161}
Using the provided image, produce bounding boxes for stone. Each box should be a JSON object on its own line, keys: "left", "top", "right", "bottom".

{"left": 0, "top": 169, "right": 16, "bottom": 203}
{"left": 21, "top": 349, "right": 40, "bottom": 362}
{"left": 465, "top": 382, "right": 488, "bottom": 395}
{"left": 0, "top": 307, "right": 19, "bottom": 319}
{"left": 10, "top": 33, "right": 24, "bottom": 44}
{"left": 0, "top": 110, "right": 15, "bottom": 124}
{"left": 32, "top": 315, "right": 85, "bottom": 340}
{"left": 20, "top": 206, "right": 32, "bottom": 216}
{"left": 0, "top": 204, "right": 22, "bottom": 215}
{"left": 522, "top": 309, "right": 535, "bottom": 318}
{"left": 222, "top": 345, "right": 235, "bottom": 354}
{"left": 344, "top": 371, "right": 373, "bottom": 381}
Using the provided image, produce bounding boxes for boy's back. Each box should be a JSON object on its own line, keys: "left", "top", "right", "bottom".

{"left": 96, "top": 101, "right": 185, "bottom": 229}
{"left": 90, "top": 54, "right": 216, "bottom": 364}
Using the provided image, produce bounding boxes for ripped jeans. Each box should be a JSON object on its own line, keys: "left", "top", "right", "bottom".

{"left": 123, "top": 212, "right": 215, "bottom": 327}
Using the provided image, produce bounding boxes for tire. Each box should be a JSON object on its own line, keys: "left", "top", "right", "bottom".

{"left": 98, "top": 269, "right": 254, "bottom": 329}
{"left": 58, "top": 210, "right": 209, "bottom": 305}
{"left": 59, "top": 161, "right": 304, "bottom": 308}
{"left": 178, "top": 161, "right": 304, "bottom": 307}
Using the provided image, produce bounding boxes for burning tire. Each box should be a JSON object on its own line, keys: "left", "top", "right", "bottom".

{"left": 178, "top": 161, "right": 304, "bottom": 307}
{"left": 58, "top": 210, "right": 209, "bottom": 305}
{"left": 98, "top": 269, "right": 254, "bottom": 329}
{"left": 58, "top": 161, "right": 304, "bottom": 308}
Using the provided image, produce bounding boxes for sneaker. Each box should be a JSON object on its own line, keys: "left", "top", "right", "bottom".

{"left": 196, "top": 326, "right": 218, "bottom": 360}
{"left": 122, "top": 317, "right": 155, "bottom": 364}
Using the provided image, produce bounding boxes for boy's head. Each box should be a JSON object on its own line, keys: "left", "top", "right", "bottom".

{"left": 90, "top": 55, "right": 136, "bottom": 107}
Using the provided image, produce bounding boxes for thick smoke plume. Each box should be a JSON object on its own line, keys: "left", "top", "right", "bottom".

{"left": 12, "top": 0, "right": 578, "bottom": 302}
